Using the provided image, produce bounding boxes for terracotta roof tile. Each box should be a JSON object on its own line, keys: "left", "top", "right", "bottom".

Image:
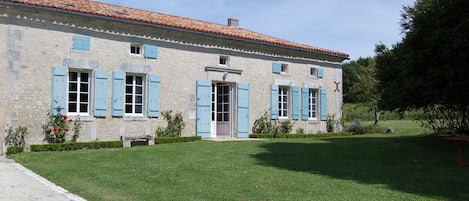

{"left": 4, "top": 0, "right": 349, "bottom": 59}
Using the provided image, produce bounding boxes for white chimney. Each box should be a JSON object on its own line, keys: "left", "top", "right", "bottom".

{"left": 227, "top": 18, "right": 239, "bottom": 27}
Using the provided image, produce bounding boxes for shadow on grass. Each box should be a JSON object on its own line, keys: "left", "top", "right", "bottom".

{"left": 252, "top": 135, "right": 469, "bottom": 200}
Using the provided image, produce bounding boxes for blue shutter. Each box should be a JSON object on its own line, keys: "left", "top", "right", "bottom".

{"left": 51, "top": 67, "right": 67, "bottom": 115}
{"left": 292, "top": 86, "right": 300, "bottom": 120}
{"left": 320, "top": 89, "right": 327, "bottom": 121}
{"left": 317, "top": 68, "right": 324, "bottom": 78}
{"left": 94, "top": 69, "right": 108, "bottom": 117}
{"left": 147, "top": 74, "right": 161, "bottom": 118}
{"left": 272, "top": 62, "right": 281, "bottom": 74}
{"left": 112, "top": 71, "right": 125, "bottom": 117}
{"left": 143, "top": 45, "right": 158, "bottom": 59}
{"left": 301, "top": 88, "right": 309, "bottom": 121}
{"left": 73, "top": 35, "right": 90, "bottom": 51}
{"left": 270, "top": 84, "right": 278, "bottom": 119}
{"left": 237, "top": 83, "right": 250, "bottom": 138}
{"left": 196, "top": 80, "right": 211, "bottom": 138}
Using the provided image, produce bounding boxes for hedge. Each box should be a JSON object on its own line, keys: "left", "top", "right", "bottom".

{"left": 249, "top": 132, "right": 353, "bottom": 139}
{"left": 30, "top": 141, "right": 123, "bottom": 152}
{"left": 155, "top": 136, "right": 202, "bottom": 144}
{"left": 7, "top": 146, "right": 24, "bottom": 155}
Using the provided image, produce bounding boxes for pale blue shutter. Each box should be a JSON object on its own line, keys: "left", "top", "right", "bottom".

{"left": 93, "top": 69, "right": 108, "bottom": 117}
{"left": 270, "top": 84, "right": 278, "bottom": 119}
{"left": 301, "top": 88, "right": 309, "bottom": 120}
{"left": 237, "top": 83, "right": 250, "bottom": 138}
{"left": 112, "top": 71, "right": 125, "bottom": 117}
{"left": 317, "top": 68, "right": 324, "bottom": 78}
{"left": 292, "top": 86, "right": 299, "bottom": 120}
{"left": 320, "top": 89, "right": 327, "bottom": 120}
{"left": 147, "top": 74, "right": 160, "bottom": 118}
{"left": 272, "top": 62, "right": 281, "bottom": 74}
{"left": 143, "top": 45, "right": 158, "bottom": 59}
{"left": 51, "top": 67, "right": 67, "bottom": 115}
{"left": 73, "top": 36, "right": 90, "bottom": 51}
{"left": 196, "top": 80, "right": 211, "bottom": 138}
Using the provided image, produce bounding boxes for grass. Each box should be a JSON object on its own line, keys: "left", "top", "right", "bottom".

{"left": 10, "top": 120, "right": 469, "bottom": 201}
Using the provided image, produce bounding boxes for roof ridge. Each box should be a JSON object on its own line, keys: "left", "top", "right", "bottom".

{"left": 4, "top": 0, "right": 349, "bottom": 59}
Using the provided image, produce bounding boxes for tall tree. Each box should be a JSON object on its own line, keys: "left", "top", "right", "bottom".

{"left": 376, "top": 0, "right": 469, "bottom": 135}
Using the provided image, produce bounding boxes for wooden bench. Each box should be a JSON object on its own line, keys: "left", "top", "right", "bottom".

{"left": 446, "top": 136, "right": 469, "bottom": 166}
{"left": 122, "top": 135, "right": 155, "bottom": 147}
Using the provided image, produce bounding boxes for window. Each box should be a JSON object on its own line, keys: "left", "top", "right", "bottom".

{"left": 125, "top": 75, "right": 144, "bottom": 115}
{"left": 278, "top": 86, "right": 289, "bottom": 118}
{"left": 68, "top": 71, "right": 90, "bottom": 115}
{"left": 219, "top": 55, "right": 230, "bottom": 66}
{"left": 281, "top": 64, "right": 288, "bottom": 73}
{"left": 308, "top": 89, "right": 318, "bottom": 119}
{"left": 310, "top": 67, "right": 317, "bottom": 76}
{"left": 217, "top": 85, "right": 230, "bottom": 121}
{"left": 130, "top": 43, "right": 142, "bottom": 55}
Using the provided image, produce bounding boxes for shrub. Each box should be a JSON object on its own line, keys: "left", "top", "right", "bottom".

{"left": 347, "top": 124, "right": 385, "bottom": 135}
{"left": 252, "top": 112, "right": 273, "bottom": 134}
{"left": 7, "top": 146, "right": 24, "bottom": 155}
{"left": 249, "top": 132, "right": 353, "bottom": 139}
{"left": 156, "top": 110, "right": 185, "bottom": 137}
{"left": 30, "top": 141, "right": 123, "bottom": 152}
{"left": 42, "top": 107, "right": 82, "bottom": 143}
{"left": 4, "top": 125, "right": 28, "bottom": 147}
{"left": 155, "top": 136, "right": 201, "bottom": 144}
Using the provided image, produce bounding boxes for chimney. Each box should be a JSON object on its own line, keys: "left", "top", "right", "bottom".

{"left": 227, "top": 18, "right": 239, "bottom": 27}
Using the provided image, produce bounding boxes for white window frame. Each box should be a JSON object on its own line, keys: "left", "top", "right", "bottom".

{"left": 125, "top": 74, "right": 145, "bottom": 116}
{"left": 130, "top": 43, "right": 142, "bottom": 56}
{"left": 281, "top": 64, "right": 288, "bottom": 74}
{"left": 67, "top": 70, "right": 90, "bottom": 116}
{"left": 278, "top": 86, "right": 289, "bottom": 119}
{"left": 219, "top": 55, "right": 230, "bottom": 66}
{"left": 308, "top": 88, "right": 318, "bottom": 120}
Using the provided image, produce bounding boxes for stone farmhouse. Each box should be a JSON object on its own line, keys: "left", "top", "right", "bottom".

{"left": 0, "top": 0, "right": 349, "bottom": 147}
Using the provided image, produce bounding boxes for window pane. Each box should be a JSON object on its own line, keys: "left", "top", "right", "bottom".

{"left": 125, "top": 105, "right": 132, "bottom": 113}
{"left": 80, "top": 84, "right": 89, "bottom": 92}
{"left": 68, "top": 103, "right": 77, "bottom": 112}
{"left": 126, "top": 76, "right": 132, "bottom": 84}
{"left": 223, "top": 104, "right": 229, "bottom": 112}
{"left": 136, "top": 77, "right": 143, "bottom": 85}
{"left": 217, "top": 104, "right": 222, "bottom": 112}
{"left": 80, "top": 73, "right": 89, "bottom": 82}
{"left": 136, "top": 86, "right": 143, "bottom": 94}
{"left": 223, "top": 95, "right": 229, "bottom": 102}
{"left": 69, "top": 83, "right": 77, "bottom": 91}
{"left": 69, "top": 93, "right": 77, "bottom": 101}
{"left": 136, "top": 95, "right": 143, "bottom": 103}
{"left": 69, "top": 72, "right": 78, "bottom": 81}
{"left": 79, "top": 104, "right": 88, "bottom": 112}
{"left": 223, "top": 113, "right": 229, "bottom": 121}
{"left": 126, "top": 86, "right": 132, "bottom": 93}
{"left": 80, "top": 94, "right": 88, "bottom": 102}
{"left": 125, "top": 95, "right": 132, "bottom": 103}
{"left": 135, "top": 105, "right": 142, "bottom": 113}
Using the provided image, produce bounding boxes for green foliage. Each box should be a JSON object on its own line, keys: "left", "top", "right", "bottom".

{"left": 375, "top": 0, "right": 469, "bottom": 135}
{"left": 4, "top": 125, "right": 28, "bottom": 147}
{"left": 155, "top": 110, "right": 185, "bottom": 137}
{"left": 155, "top": 136, "right": 201, "bottom": 144}
{"left": 420, "top": 104, "right": 469, "bottom": 135}
{"left": 296, "top": 128, "right": 305, "bottom": 134}
{"left": 326, "top": 114, "right": 340, "bottom": 132}
{"left": 7, "top": 146, "right": 24, "bottom": 155}
{"left": 249, "top": 132, "right": 353, "bottom": 139}
{"left": 30, "top": 141, "right": 123, "bottom": 152}
{"left": 343, "top": 104, "right": 425, "bottom": 122}
{"left": 252, "top": 112, "right": 273, "bottom": 134}
{"left": 347, "top": 125, "right": 386, "bottom": 135}
{"left": 42, "top": 107, "right": 81, "bottom": 143}
{"left": 252, "top": 112, "right": 293, "bottom": 134}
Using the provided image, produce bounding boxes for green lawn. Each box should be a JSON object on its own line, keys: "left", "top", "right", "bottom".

{"left": 11, "top": 120, "right": 469, "bottom": 201}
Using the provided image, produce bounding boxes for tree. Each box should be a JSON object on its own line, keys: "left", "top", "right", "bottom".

{"left": 343, "top": 57, "right": 371, "bottom": 103}
{"left": 376, "top": 0, "right": 469, "bottom": 135}
{"left": 346, "top": 57, "right": 380, "bottom": 125}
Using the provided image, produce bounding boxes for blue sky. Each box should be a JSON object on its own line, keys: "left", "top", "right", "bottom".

{"left": 94, "top": 0, "right": 414, "bottom": 60}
